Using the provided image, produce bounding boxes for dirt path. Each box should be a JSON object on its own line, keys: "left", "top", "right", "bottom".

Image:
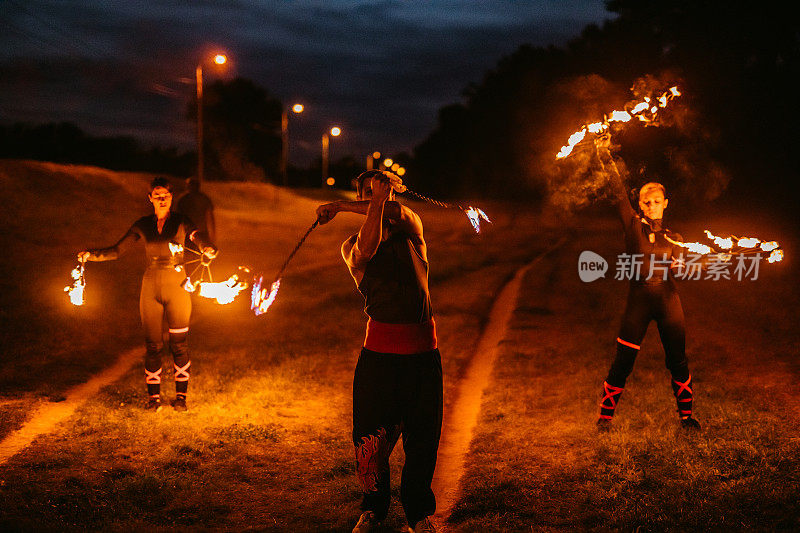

{"left": 431, "top": 238, "right": 564, "bottom": 529}
{"left": 0, "top": 347, "right": 140, "bottom": 466}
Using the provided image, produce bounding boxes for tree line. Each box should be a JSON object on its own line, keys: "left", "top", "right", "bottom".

{"left": 2, "top": 2, "right": 796, "bottom": 209}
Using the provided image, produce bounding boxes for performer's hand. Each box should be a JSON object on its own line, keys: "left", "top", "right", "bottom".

{"left": 594, "top": 135, "right": 612, "bottom": 161}
{"left": 77, "top": 251, "right": 91, "bottom": 262}
{"left": 202, "top": 246, "right": 217, "bottom": 259}
{"left": 384, "top": 171, "right": 406, "bottom": 193}
{"left": 316, "top": 202, "right": 339, "bottom": 224}
{"left": 371, "top": 175, "right": 393, "bottom": 204}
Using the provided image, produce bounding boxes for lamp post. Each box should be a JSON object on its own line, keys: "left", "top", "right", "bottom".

{"left": 280, "top": 103, "right": 304, "bottom": 187}
{"left": 195, "top": 53, "right": 227, "bottom": 185}
{"left": 321, "top": 126, "right": 341, "bottom": 187}
{"left": 367, "top": 151, "right": 381, "bottom": 171}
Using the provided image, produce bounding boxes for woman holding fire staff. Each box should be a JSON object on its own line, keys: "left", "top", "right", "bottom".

{"left": 594, "top": 137, "right": 701, "bottom": 430}
{"left": 78, "top": 177, "right": 217, "bottom": 412}
{"left": 316, "top": 170, "right": 440, "bottom": 533}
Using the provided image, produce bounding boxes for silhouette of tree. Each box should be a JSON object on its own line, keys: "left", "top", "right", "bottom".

{"left": 0, "top": 122, "right": 194, "bottom": 175}
{"left": 413, "top": 3, "right": 798, "bottom": 208}
{"left": 190, "top": 77, "right": 283, "bottom": 182}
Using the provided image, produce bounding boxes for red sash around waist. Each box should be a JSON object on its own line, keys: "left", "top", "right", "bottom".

{"left": 364, "top": 318, "right": 437, "bottom": 355}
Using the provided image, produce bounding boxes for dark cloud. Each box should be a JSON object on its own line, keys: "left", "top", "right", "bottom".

{"left": 0, "top": 0, "right": 612, "bottom": 163}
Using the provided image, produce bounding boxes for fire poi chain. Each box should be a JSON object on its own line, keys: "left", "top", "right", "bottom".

{"left": 64, "top": 259, "right": 86, "bottom": 306}
{"left": 67, "top": 176, "right": 490, "bottom": 309}
{"left": 553, "top": 83, "right": 784, "bottom": 266}
{"left": 556, "top": 86, "right": 682, "bottom": 160}
{"left": 171, "top": 242, "right": 251, "bottom": 305}
{"left": 250, "top": 182, "right": 492, "bottom": 317}
{"left": 662, "top": 230, "right": 783, "bottom": 264}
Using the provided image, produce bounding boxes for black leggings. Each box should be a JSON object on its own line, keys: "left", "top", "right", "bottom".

{"left": 606, "top": 282, "right": 690, "bottom": 387}
{"left": 353, "top": 348, "right": 442, "bottom": 525}
{"left": 140, "top": 267, "right": 191, "bottom": 396}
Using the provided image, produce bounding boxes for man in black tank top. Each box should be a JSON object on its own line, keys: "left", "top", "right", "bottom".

{"left": 317, "top": 171, "right": 441, "bottom": 533}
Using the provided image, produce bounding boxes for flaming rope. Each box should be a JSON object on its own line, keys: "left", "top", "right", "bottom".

{"left": 663, "top": 230, "right": 784, "bottom": 263}
{"left": 400, "top": 189, "right": 491, "bottom": 234}
{"left": 64, "top": 259, "right": 86, "bottom": 306}
{"left": 251, "top": 220, "right": 319, "bottom": 316}
{"left": 556, "top": 86, "right": 681, "bottom": 160}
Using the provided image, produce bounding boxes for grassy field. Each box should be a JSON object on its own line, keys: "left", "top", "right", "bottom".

{"left": 1, "top": 160, "right": 797, "bottom": 531}
{"left": 0, "top": 160, "right": 554, "bottom": 531}
{"left": 448, "top": 211, "right": 800, "bottom": 531}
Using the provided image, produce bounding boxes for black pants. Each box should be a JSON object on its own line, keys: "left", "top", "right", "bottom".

{"left": 353, "top": 348, "right": 443, "bottom": 525}
{"left": 606, "top": 281, "right": 690, "bottom": 387}
{"left": 140, "top": 267, "right": 191, "bottom": 396}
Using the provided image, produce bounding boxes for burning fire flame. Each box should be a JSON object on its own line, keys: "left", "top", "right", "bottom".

{"left": 556, "top": 86, "right": 681, "bottom": 159}
{"left": 465, "top": 207, "right": 491, "bottom": 234}
{"left": 251, "top": 276, "right": 281, "bottom": 316}
{"left": 768, "top": 249, "right": 784, "bottom": 263}
{"left": 666, "top": 229, "right": 783, "bottom": 263}
{"left": 64, "top": 262, "right": 85, "bottom": 306}
{"left": 196, "top": 273, "right": 249, "bottom": 305}
{"left": 181, "top": 264, "right": 251, "bottom": 305}
{"left": 169, "top": 242, "right": 184, "bottom": 255}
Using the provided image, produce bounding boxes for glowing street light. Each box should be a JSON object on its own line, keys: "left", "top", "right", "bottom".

{"left": 322, "top": 126, "right": 342, "bottom": 188}
{"left": 196, "top": 51, "right": 229, "bottom": 184}
{"left": 367, "top": 151, "right": 381, "bottom": 170}
{"left": 281, "top": 102, "right": 305, "bottom": 186}
{"left": 383, "top": 158, "right": 393, "bottom": 169}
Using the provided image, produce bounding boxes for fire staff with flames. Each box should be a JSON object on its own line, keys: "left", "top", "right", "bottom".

{"left": 78, "top": 177, "right": 217, "bottom": 412}
{"left": 316, "top": 170, "right": 440, "bottom": 533}
{"left": 594, "top": 140, "right": 701, "bottom": 431}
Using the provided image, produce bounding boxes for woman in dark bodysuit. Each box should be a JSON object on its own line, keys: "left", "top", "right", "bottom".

{"left": 79, "top": 177, "right": 216, "bottom": 412}
{"left": 595, "top": 142, "right": 701, "bottom": 430}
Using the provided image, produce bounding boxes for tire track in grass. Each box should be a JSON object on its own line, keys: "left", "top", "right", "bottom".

{"left": 0, "top": 347, "right": 140, "bottom": 466}
{"left": 432, "top": 238, "right": 565, "bottom": 528}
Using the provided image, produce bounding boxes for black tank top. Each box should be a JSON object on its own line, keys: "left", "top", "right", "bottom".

{"left": 356, "top": 231, "right": 433, "bottom": 324}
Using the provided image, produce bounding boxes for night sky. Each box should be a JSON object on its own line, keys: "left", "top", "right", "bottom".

{"left": 0, "top": 0, "right": 613, "bottom": 165}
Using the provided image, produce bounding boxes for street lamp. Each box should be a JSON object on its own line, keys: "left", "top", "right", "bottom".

{"left": 280, "top": 102, "right": 304, "bottom": 187}
{"left": 367, "top": 151, "right": 381, "bottom": 170}
{"left": 196, "top": 52, "right": 227, "bottom": 185}
{"left": 322, "top": 126, "right": 341, "bottom": 188}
